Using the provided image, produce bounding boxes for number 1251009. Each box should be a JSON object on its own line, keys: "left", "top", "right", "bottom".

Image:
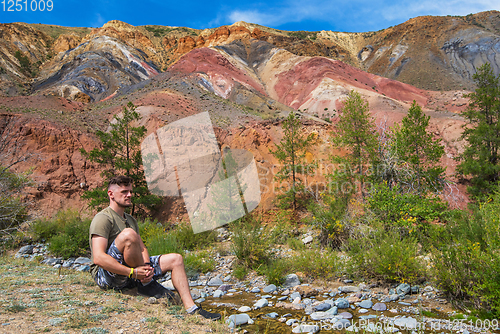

{"left": 2, "top": 0, "right": 53, "bottom": 11}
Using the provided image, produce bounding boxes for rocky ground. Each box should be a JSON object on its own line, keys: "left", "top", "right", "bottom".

{"left": 7, "top": 241, "right": 500, "bottom": 334}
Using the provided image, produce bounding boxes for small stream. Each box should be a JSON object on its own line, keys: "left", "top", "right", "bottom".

{"left": 199, "top": 289, "right": 500, "bottom": 333}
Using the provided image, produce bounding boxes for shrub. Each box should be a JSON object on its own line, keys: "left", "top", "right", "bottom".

{"left": 367, "top": 183, "right": 448, "bottom": 232}
{"left": 431, "top": 194, "right": 500, "bottom": 317}
{"left": 257, "top": 258, "right": 289, "bottom": 286}
{"left": 184, "top": 250, "right": 216, "bottom": 277}
{"left": 230, "top": 216, "right": 273, "bottom": 270}
{"left": 32, "top": 210, "right": 91, "bottom": 258}
{"left": 145, "top": 233, "right": 182, "bottom": 256}
{"left": 347, "top": 228, "right": 426, "bottom": 284}
{"left": 309, "top": 193, "right": 353, "bottom": 249}
{"left": 172, "top": 221, "right": 217, "bottom": 251}
{"left": 288, "top": 249, "right": 341, "bottom": 280}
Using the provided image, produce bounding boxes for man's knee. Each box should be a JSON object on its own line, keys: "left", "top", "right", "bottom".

{"left": 160, "top": 253, "right": 184, "bottom": 270}
{"left": 115, "top": 228, "right": 141, "bottom": 247}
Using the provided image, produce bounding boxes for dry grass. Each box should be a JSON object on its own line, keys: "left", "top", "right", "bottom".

{"left": 0, "top": 255, "right": 229, "bottom": 333}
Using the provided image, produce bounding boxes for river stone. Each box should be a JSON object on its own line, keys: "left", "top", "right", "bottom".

{"left": 283, "top": 274, "right": 301, "bottom": 288}
{"left": 396, "top": 283, "right": 411, "bottom": 295}
{"left": 358, "top": 308, "right": 369, "bottom": 314}
{"left": 213, "top": 290, "right": 224, "bottom": 298}
{"left": 292, "top": 324, "right": 319, "bottom": 333}
{"left": 372, "top": 302, "right": 387, "bottom": 311}
{"left": 254, "top": 298, "right": 269, "bottom": 309}
{"left": 290, "top": 292, "right": 301, "bottom": 301}
{"left": 238, "top": 306, "right": 251, "bottom": 312}
{"left": 398, "top": 301, "right": 411, "bottom": 306}
{"left": 218, "top": 284, "right": 232, "bottom": 292}
{"left": 383, "top": 294, "right": 399, "bottom": 302}
{"left": 394, "top": 316, "right": 417, "bottom": 329}
{"left": 359, "top": 300, "right": 373, "bottom": 309}
{"left": 313, "top": 303, "right": 331, "bottom": 312}
{"left": 251, "top": 287, "right": 260, "bottom": 293}
{"left": 263, "top": 284, "right": 277, "bottom": 293}
{"left": 411, "top": 285, "right": 420, "bottom": 294}
{"left": 338, "top": 311, "right": 352, "bottom": 319}
{"left": 359, "top": 314, "right": 377, "bottom": 320}
{"left": 62, "top": 259, "right": 75, "bottom": 268}
{"left": 335, "top": 298, "right": 349, "bottom": 309}
{"left": 278, "top": 296, "right": 288, "bottom": 301}
{"left": 226, "top": 314, "right": 252, "bottom": 328}
{"left": 48, "top": 318, "right": 65, "bottom": 326}
{"left": 207, "top": 277, "right": 223, "bottom": 286}
{"left": 286, "top": 319, "right": 298, "bottom": 326}
{"left": 331, "top": 319, "right": 351, "bottom": 330}
{"left": 18, "top": 245, "right": 34, "bottom": 255}
{"left": 310, "top": 311, "right": 336, "bottom": 320}
{"left": 339, "top": 286, "right": 360, "bottom": 293}
{"left": 326, "top": 306, "right": 338, "bottom": 315}
{"left": 265, "top": 312, "right": 279, "bottom": 319}
{"left": 74, "top": 257, "right": 91, "bottom": 265}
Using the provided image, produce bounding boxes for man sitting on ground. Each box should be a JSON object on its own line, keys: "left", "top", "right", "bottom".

{"left": 89, "top": 175, "right": 220, "bottom": 320}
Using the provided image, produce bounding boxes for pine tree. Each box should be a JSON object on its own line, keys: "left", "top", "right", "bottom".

{"left": 392, "top": 101, "right": 445, "bottom": 194}
{"left": 331, "top": 91, "right": 378, "bottom": 198}
{"left": 81, "top": 102, "right": 161, "bottom": 216}
{"left": 270, "top": 112, "right": 317, "bottom": 210}
{"left": 457, "top": 63, "right": 500, "bottom": 199}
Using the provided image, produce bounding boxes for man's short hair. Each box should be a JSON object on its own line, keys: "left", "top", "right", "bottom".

{"left": 108, "top": 176, "right": 133, "bottom": 189}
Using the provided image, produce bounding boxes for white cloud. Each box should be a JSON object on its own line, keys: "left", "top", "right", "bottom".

{"left": 91, "top": 13, "right": 106, "bottom": 28}
{"left": 223, "top": 0, "right": 499, "bottom": 31}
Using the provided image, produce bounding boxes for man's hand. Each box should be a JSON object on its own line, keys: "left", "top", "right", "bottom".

{"left": 135, "top": 264, "right": 154, "bottom": 283}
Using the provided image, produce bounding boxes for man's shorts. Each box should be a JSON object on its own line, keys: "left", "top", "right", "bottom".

{"left": 94, "top": 240, "right": 163, "bottom": 290}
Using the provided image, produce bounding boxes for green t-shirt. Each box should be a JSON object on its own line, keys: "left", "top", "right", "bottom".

{"left": 88, "top": 206, "right": 139, "bottom": 278}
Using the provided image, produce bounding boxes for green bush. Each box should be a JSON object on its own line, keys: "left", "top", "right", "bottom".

{"left": 257, "top": 258, "right": 289, "bottom": 286}
{"left": 230, "top": 216, "right": 273, "bottom": 270}
{"left": 309, "top": 193, "right": 352, "bottom": 249}
{"left": 172, "top": 222, "right": 216, "bottom": 251}
{"left": 184, "top": 250, "right": 216, "bottom": 276}
{"left": 367, "top": 183, "right": 448, "bottom": 232}
{"left": 288, "top": 249, "right": 341, "bottom": 280}
{"left": 0, "top": 167, "right": 32, "bottom": 233}
{"left": 347, "top": 228, "right": 426, "bottom": 284}
{"left": 145, "top": 233, "right": 182, "bottom": 256}
{"left": 32, "top": 210, "right": 91, "bottom": 258}
{"left": 431, "top": 194, "right": 500, "bottom": 317}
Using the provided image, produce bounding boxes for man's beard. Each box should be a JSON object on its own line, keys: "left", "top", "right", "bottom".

{"left": 115, "top": 199, "right": 132, "bottom": 208}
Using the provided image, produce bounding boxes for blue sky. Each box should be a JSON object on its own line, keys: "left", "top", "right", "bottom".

{"left": 1, "top": 0, "right": 499, "bottom": 32}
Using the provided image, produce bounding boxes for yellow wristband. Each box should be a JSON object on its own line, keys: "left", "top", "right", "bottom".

{"left": 129, "top": 267, "right": 134, "bottom": 278}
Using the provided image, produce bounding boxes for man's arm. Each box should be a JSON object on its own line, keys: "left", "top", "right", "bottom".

{"left": 91, "top": 234, "right": 132, "bottom": 277}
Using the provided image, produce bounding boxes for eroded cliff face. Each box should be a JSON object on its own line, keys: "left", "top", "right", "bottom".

{"left": 1, "top": 12, "right": 499, "bottom": 102}
{"left": 0, "top": 113, "right": 99, "bottom": 217}
{"left": 0, "top": 13, "right": 489, "bottom": 218}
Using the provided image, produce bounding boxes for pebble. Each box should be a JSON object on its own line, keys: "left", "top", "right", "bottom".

{"left": 250, "top": 287, "right": 260, "bottom": 293}
{"left": 207, "top": 277, "right": 223, "bottom": 286}
{"left": 213, "top": 290, "right": 224, "bottom": 298}
{"left": 283, "top": 274, "right": 301, "bottom": 288}
{"left": 313, "top": 303, "right": 331, "bottom": 312}
{"left": 359, "top": 300, "right": 373, "bottom": 309}
{"left": 238, "top": 306, "right": 251, "bottom": 312}
{"left": 338, "top": 311, "right": 353, "bottom": 319}
{"left": 254, "top": 299, "right": 269, "bottom": 309}
{"left": 340, "top": 285, "right": 360, "bottom": 293}
{"left": 372, "top": 302, "right": 387, "bottom": 311}
{"left": 335, "top": 298, "right": 349, "bottom": 309}
{"left": 263, "top": 284, "right": 277, "bottom": 293}
{"left": 331, "top": 318, "right": 351, "bottom": 330}
{"left": 226, "top": 314, "right": 253, "bottom": 328}
{"left": 292, "top": 324, "right": 319, "bottom": 333}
